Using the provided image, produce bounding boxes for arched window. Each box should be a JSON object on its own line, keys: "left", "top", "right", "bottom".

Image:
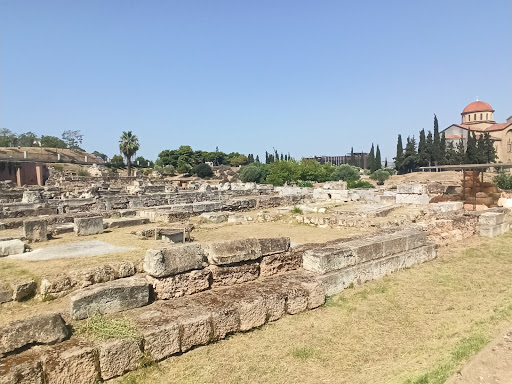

{"left": 508, "top": 139, "right": 512, "bottom": 153}
{"left": 474, "top": 114, "right": 477, "bottom": 120}
{"left": 486, "top": 113, "right": 488, "bottom": 120}
{"left": 469, "top": 115, "right": 471, "bottom": 121}
{"left": 480, "top": 113, "right": 483, "bottom": 120}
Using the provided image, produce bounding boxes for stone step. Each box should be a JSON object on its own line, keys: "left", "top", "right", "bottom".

{"left": 103, "top": 217, "right": 149, "bottom": 229}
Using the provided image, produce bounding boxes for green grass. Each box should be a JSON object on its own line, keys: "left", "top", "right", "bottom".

{"left": 74, "top": 313, "right": 141, "bottom": 341}
{"left": 291, "top": 206, "right": 303, "bottom": 214}
{"left": 290, "top": 346, "right": 316, "bottom": 360}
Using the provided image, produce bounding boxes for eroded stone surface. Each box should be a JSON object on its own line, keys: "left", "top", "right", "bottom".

{"left": 144, "top": 243, "right": 204, "bottom": 277}
{"left": 0, "top": 239, "right": 25, "bottom": 256}
{"left": 74, "top": 216, "right": 104, "bottom": 236}
{"left": 210, "top": 262, "right": 259, "bottom": 287}
{"left": 205, "top": 238, "right": 262, "bottom": 265}
{"left": 147, "top": 269, "right": 211, "bottom": 300}
{"left": 98, "top": 338, "right": 142, "bottom": 380}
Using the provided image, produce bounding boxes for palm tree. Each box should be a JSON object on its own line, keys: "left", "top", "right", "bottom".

{"left": 119, "top": 131, "right": 140, "bottom": 176}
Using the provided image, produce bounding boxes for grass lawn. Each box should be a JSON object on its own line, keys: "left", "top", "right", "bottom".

{"left": 116, "top": 232, "right": 512, "bottom": 384}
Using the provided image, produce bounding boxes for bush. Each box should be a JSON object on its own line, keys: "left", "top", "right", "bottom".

{"left": 266, "top": 160, "right": 300, "bottom": 186}
{"left": 297, "top": 181, "right": 314, "bottom": 187}
{"left": 382, "top": 168, "right": 396, "bottom": 176}
{"left": 494, "top": 172, "right": 512, "bottom": 190}
{"left": 194, "top": 163, "right": 213, "bottom": 178}
{"left": 347, "top": 180, "right": 374, "bottom": 189}
{"left": 110, "top": 154, "right": 125, "bottom": 169}
{"left": 77, "top": 168, "right": 90, "bottom": 177}
{"left": 369, "top": 169, "right": 391, "bottom": 185}
{"left": 177, "top": 158, "right": 193, "bottom": 174}
{"left": 331, "top": 165, "right": 361, "bottom": 182}
{"left": 239, "top": 164, "right": 268, "bottom": 183}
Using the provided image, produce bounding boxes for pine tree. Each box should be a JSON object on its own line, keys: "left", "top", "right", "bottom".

{"left": 394, "top": 135, "right": 404, "bottom": 174}
{"left": 418, "top": 129, "right": 428, "bottom": 167}
{"left": 433, "top": 114, "right": 442, "bottom": 165}
{"left": 426, "top": 131, "right": 434, "bottom": 166}
{"left": 368, "top": 144, "right": 376, "bottom": 172}
{"left": 375, "top": 145, "right": 382, "bottom": 170}
{"left": 255, "top": 155, "right": 260, "bottom": 163}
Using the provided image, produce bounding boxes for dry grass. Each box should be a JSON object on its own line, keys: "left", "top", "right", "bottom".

{"left": 116, "top": 233, "right": 512, "bottom": 384}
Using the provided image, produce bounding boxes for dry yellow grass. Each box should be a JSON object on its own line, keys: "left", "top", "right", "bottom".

{"left": 116, "top": 233, "right": 512, "bottom": 384}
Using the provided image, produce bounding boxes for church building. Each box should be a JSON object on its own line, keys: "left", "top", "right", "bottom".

{"left": 441, "top": 100, "right": 512, "bottom": 163}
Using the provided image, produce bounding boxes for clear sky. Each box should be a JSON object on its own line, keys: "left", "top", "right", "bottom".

{"left": 0, "top": 0, "right": 510, "bottom": 162}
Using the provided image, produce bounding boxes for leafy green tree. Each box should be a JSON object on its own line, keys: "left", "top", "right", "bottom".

{"left": 92, "top": 151, "right": 108, "bottom": 161}
{"left": 466, "top": 132, "right": 478, "bottom": 164}
{"left": 177, "top": 157, "right": 193, "bottom": 174}
{"left": 134, "top": 156, "right": 153, "bottom": 167}
{"left": 370, "top": 169, "right": 390, "bottom": 185}
{"left": 194, "top": 163, "right": 213, "bottom": 178}
{"left": 119, "top": 131, "right": 140, "bottom": 176}
{"left": 483, "top": 133, "right": 497, "bottom": 163}
{"left": 0, "top": 129, "right": 17, "bottom": 147}
{"left": 62, "top": 130, "right": 83, "bottom": 149}
{"left": 41, "top": 135, "right": 67, "bottom": 148}
{"left": 401, "top": 136, "right": 419, "bottom": 173}
{"left": 299, "top": 159, "right": 330, "bottom": 182}
{"left": 239, "top": 163, "right": 268, "bottom": 183}
{"left": 110, "top": 154, "right": 125, "bottom": 168}
{"left": 265, "top": 160, "right": 300, "bottom": 186}
{"left": 228, "top": 153, "right": 248, "bottom": 167}
{"left": 17, "top": 132, "right": 39, "bottom": 147}
{"left": 331, "top": 164, "right": 360, "bottom": 181}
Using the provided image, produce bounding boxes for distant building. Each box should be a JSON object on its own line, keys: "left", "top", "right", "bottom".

{"left": 442, "top": 100, "right": 512, "bottom": 163}
{"left": 306, "top": 152, "right": 369, "bottom": 168}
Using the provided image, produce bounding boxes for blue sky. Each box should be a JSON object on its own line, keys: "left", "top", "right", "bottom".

{"left": 0, "top": 0, "right": 510, "bottom": 162}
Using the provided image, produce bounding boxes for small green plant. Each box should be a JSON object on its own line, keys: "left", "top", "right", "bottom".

{"left": 292, "top": 206, "right": 303, "bottom": 214}
{"left": 494, "top": 171, "right": 512, "bottom": 190}
{"left": 41, "top": 294, "right": 57, "bottom": 302}
{"left": 74, "top": 312, "right": 141, "bottom": 341}
{"left": 77, "top": 168, "right": 90, "bottom": 177}
{"left": 347, "top": 282, "right": 354, "bottom": 289}
{"left": 290, "top": 346, "right": 315, "bottom": 360}
{"left": 52, "top": 164, "right": 64, "bottom": 172}
{"left": 347, "top": 180, "right": 374, "bottom": 189}
{"left": 297, "top": 181, "right": 314, "bottom": 187}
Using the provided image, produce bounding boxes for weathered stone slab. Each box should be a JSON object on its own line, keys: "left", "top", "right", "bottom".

{"left": 205, "top": 238, "right": 262, "bottom": 265}
{"left": 22, "top": 190, "right": 41, "bottom": 204}
{"left": 396, "top": 184, "right": 427, "bottom": 195}
{"left": 104, "top": 217, "right": 149, "bottom": 228}
{"left": 23, "top": 219, "right": 47, "bottom": 242}
{"left": 0, "top": 239, "right": 25, "bottom": 256}
{"left": 74, "top": 216, "right": 104, "bottom": 236}
{"left": 303, "top": 246, "right": 355, "bottom": 274}
{"left": 42, "top": 340, "right": 99, "bottom": 384}
{"left": 146, "top": 269, "right": 211, "bottom": 300}
{"left": 258, "top": 237, "right": 290, "bottom": 256}
{"left": 200, "top": 212, "right": 229, "bottom": 223}
{"left": 210, "top": 262, "right": 260, "bottom": 287}
{"left": 220, "top": 289, "right": 266, "bottom": 331}
{"left": 98, "top": 338, "right": 142, "bottom": 380}
{"left": 0, "top": 313, "right": 69, "bottom": 355}
{"left": 396, "top": 193, "right": 430, "bottom": 205}
{"left": 260, "top": 248, "right": 303, "bottom": 277}
{"left": 318, "top": 244, "right": 437, "bottom": 296}
{"left": 478, "top": 212, "right": 505, "bottom": 226}
{"left": 12, "top": 279, "right": 36, "bottom": 301}
{"left": 477, "top": 222, "right": 510, "bottom": 238}
{"left": 0, "top": 287, "right": 13, "bottom": 304}
{"left": 144, "top": 244, "right": 204, "bottom": 278}
{"left": 0, "top": 349, "right": 43, "bottom": 384}
{"left": 430, "top": 201, "right": 463, "bottom": 213}
{"left": 69, "top": 277, "right": 150, "bottom": 320}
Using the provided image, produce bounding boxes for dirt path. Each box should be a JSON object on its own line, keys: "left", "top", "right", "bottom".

{"left": 446, "top": 322, "right": 512, "bottom": 384}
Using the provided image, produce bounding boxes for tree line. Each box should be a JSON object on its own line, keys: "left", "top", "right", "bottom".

{"left": 0, "top": 129, "right": 84, "bottom": 149}
{"left": 394, "top": 115, "right": 497, "bottom": 174}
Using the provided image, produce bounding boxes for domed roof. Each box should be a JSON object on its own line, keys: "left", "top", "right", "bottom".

{"left": 462, "top": 101, "right": 494, "bottom": 114}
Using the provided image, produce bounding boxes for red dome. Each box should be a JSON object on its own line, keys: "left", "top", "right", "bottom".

{"left": 462, "top": 101, "right": 494, "bottom": 114}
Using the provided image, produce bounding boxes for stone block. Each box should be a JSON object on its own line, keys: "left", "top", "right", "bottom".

{"left": 303, "top": 246, "right": 356, "bottom": 274}
{"left": 12, "top": 279, "right": 36, "bottom": 301}
{"left": 22, "top": 190, "right": 41, "bottom": 203}
{"left": 144, "top": 243, "right": 204, "bottom": 278}
{"left": 478, "top": 212, "right": 505, "bottom": 226}
{"left": 205, "top": 238, "right": 262, "bottom": 265}
{"left": 200, "top": 211, "right": 229, "bottom": 223}
{"left": 258, "top": 237, "right": 290, "bottom": 256}
{"left": 396, "top": 184, "right": 427, "bottom": 195}
{"left": 430, "top": 201, "right": 464, "bottom": 213}
{"left": 221, "top": 289, "right": 267, "bottom": 331}
{"left": 0, "top": 287, "right": 13, "bottom": 304}
{"left": 0, "top": 349, "right": 43, "bottom": 384}
{"left": 252, "top": 282, "right": 287, "bottom": 321}
{"left": 377, "top": 195, "right": 396, "bottom": 204}
{"left": 73, "top": 216, "right": 104, "bottom": 236}
{"left": 477, "top": 222, "right": 510, "bottom": 238}
{"left": 210, "top": 262, "right": 260, "bottom": 287}
{"left": 69, "top": 277, "right": 150, "bottom": 320}
{"left": 23, "top": 219, "right": 47, "bottom": 242}
{"left": 497, "top": 197, "right": 512, "bottom": 208}
{"left": 146, "top": 269, "right": 211, "bottom": 300}
{"left": 98, "top": 338, "right": 142, "bottom": 380}
{"left": 260, "top": 249, "right": 303, "bottom": 277}
{"left": 0, "top": 239, "right": 25, "bottom": 256}
{"left": 396, "top": 193, "right": 431, "bottom": 205}
{"left": 0, "top": 313, "right": 69, "bottom": 355}
{"left": 42, "top": 340, "right": 99, "bottom": 384}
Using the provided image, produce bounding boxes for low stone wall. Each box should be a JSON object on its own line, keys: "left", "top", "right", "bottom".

{"left": 477, "top": 211, "right": 510, "bottom": 238}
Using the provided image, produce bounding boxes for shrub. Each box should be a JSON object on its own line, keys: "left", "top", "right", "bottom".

{"left": 297, "top": 181, "right": 314, "bottom": 187}
{"left": 52, "top": 164, "right": 64, "bottom": 172}
{"left": 331, "top": 165, "right": 361, "bottom": 182}
{"left": 110, "top": 154, "right": 125, "bottom": 169}
{"left": 177, "top": 158, "right": 193, "bottom": 174}
{"left": 494, "top": 172, "right": 512, "bottom": 190}
{"left": 194, "top": 163, "right": 213, "bottom": 178}
{"left": 239, "top": 164, "right": 268, "bottom": 183}
{"left": 382, "top": 168, "right": 396, "bottom": 176}
{"left": 369, "top": 169, "right": 391, "bottom": 185}
{"left": 347, "top": 180, "right": 374, "bottom": 189}
{"left": 291, "top": 206, "right": 303, "bottom": 214}
{"left": 77, "top": 168, "right": 90, "bottom": 177}
{"left": 266, "top": 160, "right": 300, "bottom": 186}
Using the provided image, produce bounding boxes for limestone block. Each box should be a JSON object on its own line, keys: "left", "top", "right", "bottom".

{"left": 22, "top": 190, "right": 41, "bottom": 203}
{"left": 0, "top": 313, "right": 69, "bottom": 355}
{"left": 205, "top": 238, "right": 262, "bottom": 265}
{"left": 42, "top": 340, "right": 99, "bottom": 384}
{"left": 73, "top": 216, "right": 104, "bottom": 236}
{"left": 275, "top": 186, "right": 308, "bottom": 196}
{"left": 323, "top": 181, "right": 347, "bottom": 190}
{"left": 220, "top": 289, "right": 267, "bottom": 331}
{"left": 478, "top": 212, "right": 505, "bottom": 226}
{"left": 313, "top": 189, "right": 349, "bottom": 201}
{"left": 210, "top": 262, "right": 260, "bottom": 287}
{"left": 260, "top": 249, "right": 303, "bottom": 277}
{"left": 0, "top": 287, "right": 13, "bottom": 303}
{"left": 497, "top": 197, "right": 512, "bottom": 208}
{"left": 355, "top": 189, "right": 378, "bottom": 202}
{"left": 396, "top": 184, "right": 427, "bottom": 195}
{"left": 430, "top": 201, "right": 464, "bottom": 213}
{"left": 146, "top": 269, "right": 210, "bottom": 300}
{"left": 98, "top": 338, "right": 142, "bottom": 380}
{"left": 144, "top": 243, "right": 204, "bottom": 278}
{"left": 252, "top": 282, "right": 287, "bottom": 321}
{"left": 477, "top": 222, "right": 510, "bottom": 238}
{"left": 396, "top": 193, "right": 430, "bottom": 205}
{"left": 23, "top": 219, "right": 47, "bottom": 242}
{"left": 303, "top": 246, "right": 356, "bottom": 274}
{"left": 0, "top": 350, "right": 43, "bottom": 384}
{"left": 258, "top": 237, "right": 290, "bottom": 256}
{"left": 200, "top": 211, "right": 229, "bottom": 223}
{"left": 377, "top": 195, "right": 396, "bottom": 204}
{"left": 0, "top": 239, "right": 25, "bottom": 256}
{"left": 12, "top": 279, "right": 36, "bottom": 301}
{"left": 190, "top": 292, "right": 240, "bottom": 340}
{"left": 69, "top": 277, "right": 150, "bottom": 320}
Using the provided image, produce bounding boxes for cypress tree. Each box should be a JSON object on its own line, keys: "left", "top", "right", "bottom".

{"left": 401, "top": 136, "right": 418, "bottom": 173}
{"left": 433, "top": 114, "right": 441, "bottom": 164}
{"left": 483, "top": 132, "right": 497, "bottom": 163}
{"left": 368, "top": 144, "right": 376, "bottom": 172}
{"left": 466, "top": 132, "right": 478, "bottom": 163}
{"left": 280, "top": 153, "right": 284, "bottom": 161}
{"left": 384, "top": 158, "right": 388, "bottom": 168}
{"left": 440, "top": 132, "right": 446, "bottom": 165}
{"left": 394, "top": 134, "right": 404, "bottom": 173}
{"left": 476, "top": 134, "right": 486, "bottom": 163}
{"left": 350, "top": 147, "right": 355, "bottom": 166}
{"left": 375, "top": 145, "right": 382, "bottom": 170}
{"left": 426, "top": 131, "right": 434, "bottom": 166}
{"left": 418, "top": 129, "right": 427, "bottom": 167}
{"left": 255, "top": 155, "right": 260, "bottom": 163}
{"left": 455, "top": 140, "right": 466, "bottom": 164}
